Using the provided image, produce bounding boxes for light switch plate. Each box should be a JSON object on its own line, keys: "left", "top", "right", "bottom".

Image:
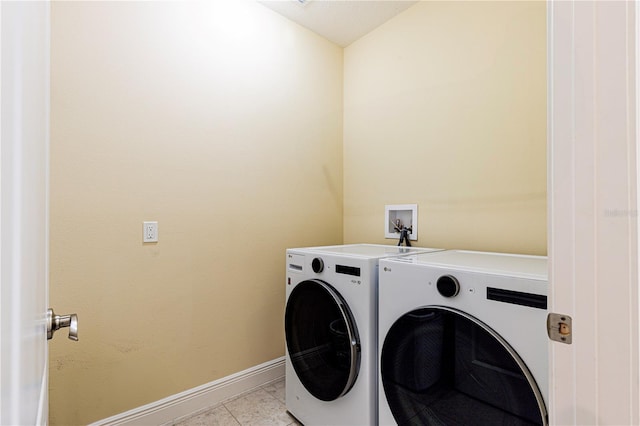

{"left": 143, "top": 221, "right": 158, "bottom": 243}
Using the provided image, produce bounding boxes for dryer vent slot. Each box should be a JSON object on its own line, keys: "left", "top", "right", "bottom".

{"left": 336, "top": 265, "right": 361, "bottom": 277}
{"left": 486, "top": 288, "right": 547, "bottom": 310}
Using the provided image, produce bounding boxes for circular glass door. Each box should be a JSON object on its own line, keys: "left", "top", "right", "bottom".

{"left": 381, "top": 307, "right": 546, "bottom": 425}
{"left": 285, "top": 279, "right": 360, "bottom": 401}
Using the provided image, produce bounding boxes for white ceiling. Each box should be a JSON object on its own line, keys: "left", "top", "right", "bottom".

{"left": 258, "top": 0, "right": 419, "bottom": 47}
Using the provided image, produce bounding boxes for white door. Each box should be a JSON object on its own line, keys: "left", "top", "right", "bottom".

{"left": 548, "top": 1, "right": 640, "bottom": 424}
{"left": 0, "top": 2, "right": 51, "bottom": 425}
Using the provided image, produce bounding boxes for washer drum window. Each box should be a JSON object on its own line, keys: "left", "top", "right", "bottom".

{"left": 381, "top": 307, "right": 547, "bottom": 425}
{"left": 285, "top": 279, "right": 361, "bottom": 401}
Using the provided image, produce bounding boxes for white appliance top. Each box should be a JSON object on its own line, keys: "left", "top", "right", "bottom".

{"left": 292, "top": 243, "right": 441, "bottom": 259}
{"left": 391, "top": 250, "right": 548, "bottom": 280}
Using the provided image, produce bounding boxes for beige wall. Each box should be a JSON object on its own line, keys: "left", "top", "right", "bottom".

{"left": 49, "top": 1, "right": 343, "bottom": 424}
{"left": 343, "top": 1, "right": 547, "bottom": 255}
{"left": 50, "top": 1, "right": 547, "bottom": 424}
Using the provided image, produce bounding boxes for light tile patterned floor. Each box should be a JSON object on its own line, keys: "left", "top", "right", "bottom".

{"left": 171, "top": 378, "right": 301, "bottom": 426}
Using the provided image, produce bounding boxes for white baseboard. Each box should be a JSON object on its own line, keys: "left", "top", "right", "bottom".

{"left": 90, "top": 357, "right": 285, "bottom": 426}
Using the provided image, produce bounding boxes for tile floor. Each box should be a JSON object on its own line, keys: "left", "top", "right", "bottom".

{"left": 170, "top": 377, "right": 301, "bottom": 426}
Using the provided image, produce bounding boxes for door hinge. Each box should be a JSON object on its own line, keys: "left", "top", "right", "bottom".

{"left": 547, "top": 313, "right": 572, "bottom": 344}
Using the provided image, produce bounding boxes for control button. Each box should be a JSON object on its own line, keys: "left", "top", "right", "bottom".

{"left": 311, "top": 257, "right": 324, "bottom": 273}
{"left": 437, "top": 275, "right": 460, "bottom": 298}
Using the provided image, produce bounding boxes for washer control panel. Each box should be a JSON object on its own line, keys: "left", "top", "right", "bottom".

{"left": 287, "top": 253, "right": 305, "bottom": 273}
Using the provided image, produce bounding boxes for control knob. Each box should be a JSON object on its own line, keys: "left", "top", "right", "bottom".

{"left": 437, "top": 275, "right": 460, "bottom": 298}
{"left": 312, "top": 257, "right": 324, "bottom": 273}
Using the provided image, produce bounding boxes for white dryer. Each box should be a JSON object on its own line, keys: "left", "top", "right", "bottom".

{"left": 378, "top": 250, "right": 548, "bottom": 426}
{"left": 285, "top": 244, "right": 442, "bottom": 426}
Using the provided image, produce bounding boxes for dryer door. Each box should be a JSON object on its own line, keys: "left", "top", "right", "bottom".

{"left": 381, "top": 307, "right": 547, "bottom": 425}
{"left": 285, "top": 279, "right": 361, "bottom": 401}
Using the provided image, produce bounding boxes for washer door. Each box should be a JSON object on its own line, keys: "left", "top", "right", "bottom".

{"left": 285, "top": 279, "right": 361, "bottom": 401}
{"left": 381, "top": 307, "right": 547, "bottom": 425}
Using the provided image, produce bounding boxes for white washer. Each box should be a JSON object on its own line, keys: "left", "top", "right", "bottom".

{"left": 285, "top": 244, "right": 442, "bottom": 426}
{"left": 378, "top": 250, "right": 548, "bottom": 426}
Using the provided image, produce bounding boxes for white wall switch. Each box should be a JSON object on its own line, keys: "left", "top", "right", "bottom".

{"left": 143, "top": 221, "right": 158, "bottom": 243}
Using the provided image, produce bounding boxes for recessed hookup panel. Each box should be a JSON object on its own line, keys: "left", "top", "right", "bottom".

{"left": 384, "top": 204, "right": 418, "bottom": 241}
